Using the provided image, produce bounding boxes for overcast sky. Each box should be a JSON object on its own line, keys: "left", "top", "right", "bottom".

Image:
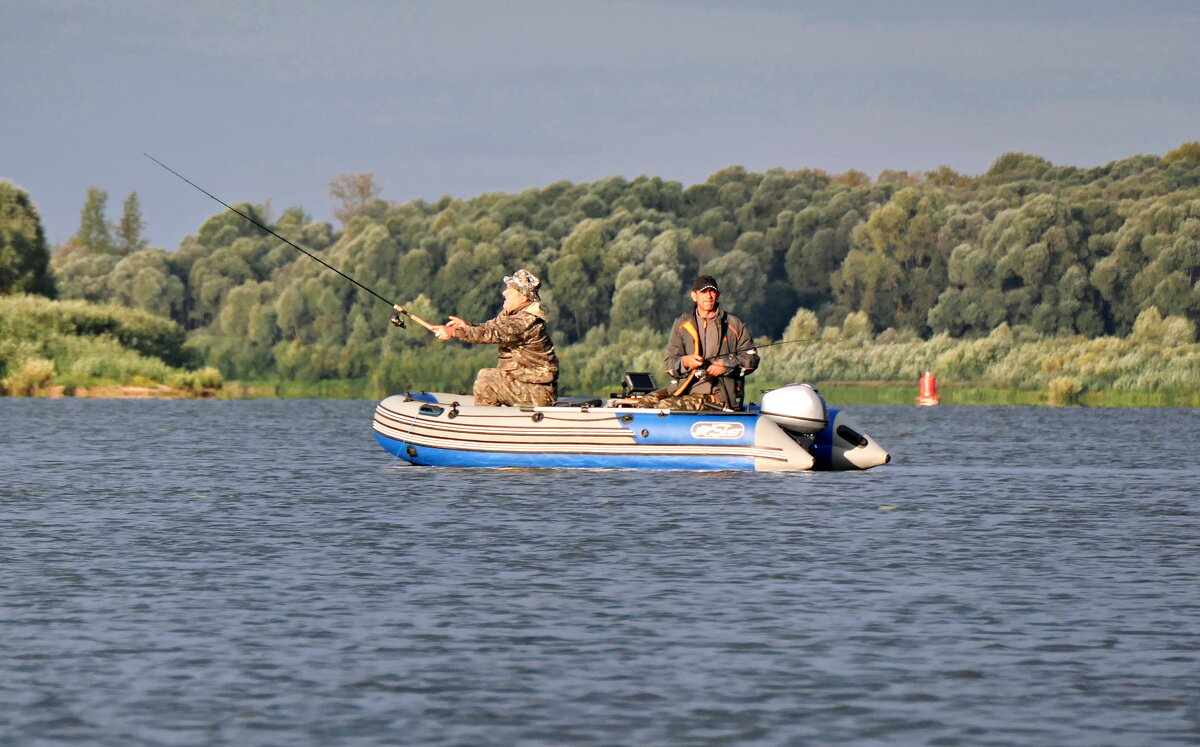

{"left": 4, "top": 0, "right": 1198, "bottom": 251}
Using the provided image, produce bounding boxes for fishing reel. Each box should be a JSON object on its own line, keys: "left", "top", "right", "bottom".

{"left": 390, "top": 313, "right": 406, "bottom": 329}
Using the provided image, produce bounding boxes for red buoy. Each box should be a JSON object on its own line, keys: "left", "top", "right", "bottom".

{"left": 916, "top": 370, "right": 940, "bottom": 406}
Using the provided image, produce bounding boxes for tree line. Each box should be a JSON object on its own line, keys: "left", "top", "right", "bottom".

{"left": 2, "top": 142, "right": 1199, "bottom": 394}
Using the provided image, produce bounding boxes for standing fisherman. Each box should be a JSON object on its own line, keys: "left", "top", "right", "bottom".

{"left": 426, "top": 269, "right": 559, "bottom": 407}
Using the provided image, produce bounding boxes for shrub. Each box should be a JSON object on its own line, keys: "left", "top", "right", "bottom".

{"left": 0, "top": 294, "right": 211, "bottom": 394}
{"left": 167, "top": 366, "right": 224, "bottom": 391}
{"left": 2, "top": 357, "right": 55, "bottom": 396}
{"left": 1047, "top": 376, "right": 1085, "bottom": 405}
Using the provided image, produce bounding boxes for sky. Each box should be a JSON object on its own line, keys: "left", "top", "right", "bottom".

{"left": 3, "top": 0, "right": 1199, "bottom": 251}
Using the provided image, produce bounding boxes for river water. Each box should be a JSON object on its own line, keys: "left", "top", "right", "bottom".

{"left": 1, "top": 398, "right": 1198, "bottom": 745}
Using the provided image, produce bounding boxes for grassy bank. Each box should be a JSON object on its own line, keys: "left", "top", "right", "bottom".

{"left": 754, "top": 308, "right": 1199, "bottom": 407}
{"left": 0, "top": 294, "right": 222, "bottom": 397}
{"left": 6, "top": 294, "right": 1197, "bottom": 407}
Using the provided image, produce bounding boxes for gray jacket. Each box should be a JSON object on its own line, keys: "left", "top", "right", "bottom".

{"left": 664, "top": 307, "right": 759, "bottom": 409}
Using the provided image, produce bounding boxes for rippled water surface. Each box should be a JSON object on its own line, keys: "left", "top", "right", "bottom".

{"left": 2, "top": 398, "right": 1198, "bottom": 745}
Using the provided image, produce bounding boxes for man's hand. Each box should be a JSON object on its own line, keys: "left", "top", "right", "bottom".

{"left": 705, "top": 360, "right": 727, "bottom": 377}
{"left": 682, "top": 353, "right": 704, "bottom": 370}
{"left": 446, "top": 315, "right": 468, "bottom": 329}
{"left": 431, "top": 325, "right": 456, "bottom": 341}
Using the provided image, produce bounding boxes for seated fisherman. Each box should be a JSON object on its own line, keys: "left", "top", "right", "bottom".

{"left": 429, "top": 269, "right": 559, "bottom": 407}
{"left": 654, "top": 274, "right": 759, "bottom": 410}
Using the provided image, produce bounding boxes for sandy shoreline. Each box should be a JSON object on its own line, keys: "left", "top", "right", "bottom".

{"left": 35, "top": 385, "right": 222, "bottom": 399}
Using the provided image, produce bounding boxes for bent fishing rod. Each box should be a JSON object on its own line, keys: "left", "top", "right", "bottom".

{"left": 143, "top": 153, "right": 436, "bottom": 334}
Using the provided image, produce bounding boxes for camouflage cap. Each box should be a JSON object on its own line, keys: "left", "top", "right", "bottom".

{"left": 504, "top": 268, "right": 541, "bottom": 299}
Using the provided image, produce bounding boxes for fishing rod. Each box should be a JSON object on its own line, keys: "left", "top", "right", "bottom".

{"left": 694, "top": 335, "right": 828, "bottom": 366}
{"left": 143, "top": 153, "right": 436, "bottom": 334}
{"left": 753, "top": 335, "right": 833, "bottom": 352}
{"left": 678, "top": 335, "right": 830, "bottom": 391}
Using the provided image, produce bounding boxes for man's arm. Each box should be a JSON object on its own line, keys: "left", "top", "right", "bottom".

{"left": 455, "top": 312, "right": 535, "bottom": 345}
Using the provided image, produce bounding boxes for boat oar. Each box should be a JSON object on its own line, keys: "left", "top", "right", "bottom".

{"left": 145, "top": 153, "right": 437, "bottom": 336}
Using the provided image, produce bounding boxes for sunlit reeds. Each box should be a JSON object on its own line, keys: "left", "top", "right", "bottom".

{"left": 0, "top": 294, "right": 221, "bottom": 396}
{"left": 557, "top": 308, "right": 1198, "bottom": 405}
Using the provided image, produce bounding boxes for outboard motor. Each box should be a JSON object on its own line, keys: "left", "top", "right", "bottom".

{"left": 760, "top": 383, "right": 828, "bottom": 435}
{"left": 761, "top": 384, "right": 891, "bottom": 470}
{"left": 810, "top": 408, "right": 891, "bottom": 470}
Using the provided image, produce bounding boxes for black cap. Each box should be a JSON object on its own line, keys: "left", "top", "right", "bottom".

{"left": 692, "top": 275, "right": 719, "bottom": 292}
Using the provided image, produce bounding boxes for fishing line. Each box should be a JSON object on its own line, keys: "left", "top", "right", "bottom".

{"left": 143, "top": 154, "right": 414, "bottom": 326}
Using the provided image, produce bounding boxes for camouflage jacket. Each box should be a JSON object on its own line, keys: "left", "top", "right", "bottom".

{"left": 455, "top": 301, "right": 559, "bottom": 384}
{"left": 664, "top": 307, "right": 759, "bottom": 409}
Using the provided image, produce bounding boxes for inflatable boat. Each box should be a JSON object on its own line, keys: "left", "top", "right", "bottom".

{"left": 373, "top": 381, "right": 889, "bottom": 472}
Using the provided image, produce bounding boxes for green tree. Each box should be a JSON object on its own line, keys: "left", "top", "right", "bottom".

{"left": 701, "top": 249, "right": 767, "bottom": 324}
{"left": 608, "top": 229, "right": 688, "bottom": 334}
{"left": 115, "top": 191, "right": 148, "bottom": 256}
{"left": 208, "top": 282, "right": 278, "bottom": 377}
{"left": 834, "top": 187, "right": 949, "bottom": 332}
{"left": 187, "top": 240, "right": 260, "bottom": 326}
{"left": 394, "top": 248, "right": 435, "bottom": 301}
{"left": 0, "top": 180, "right": 55, "bottom": 296}
{"left": 782, "top": 307, "right": 819, "bottom": 341}
{"left": 107, "top": 249, "right": 186, "bottom": 320}
{"left": 1092, "top": 198, "right": 1200, "bottom": 333}
{"left": 609, "top": 277, "right": 656, "bottom": 331}
{"left": 330, "top": 173, "right": 383, "bottom": 226}
{"left": 73, "top": 186, "right": 116, "bottom": 254}
{"left": 984, "top": 152, "right": 1054, "bottom": 182}
{"left": 50, "top": 248, "right": 118, "bottom": 302}
{"left": 781, "top": 185, "right": 886, "bottom": 320}
{"left": 1163, "top": 141, "right": 1200, "bottom": 165}
{"left": 549, "top": 219, "right": 611, "bottom": 342}
{"left": 931, "top": 194, "right": 1100, "bottom": 336}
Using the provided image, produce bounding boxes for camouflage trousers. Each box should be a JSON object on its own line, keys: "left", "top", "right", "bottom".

{"left": 473, "top": 368, "right": 558, "bottom": 407}
{"left": 633, "top": 390, "right": 725, "bottom": 411}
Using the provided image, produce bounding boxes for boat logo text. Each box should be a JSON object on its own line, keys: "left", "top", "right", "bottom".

{"left": 690, "top": 422, "right": 746, "bottom": 440}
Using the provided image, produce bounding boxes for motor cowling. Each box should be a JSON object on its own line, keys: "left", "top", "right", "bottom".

{"left": 810, "top": 409, "right": 892, "bottom": 470}
{"left": 759, "top": 383, "right": 828, "bottom": 435}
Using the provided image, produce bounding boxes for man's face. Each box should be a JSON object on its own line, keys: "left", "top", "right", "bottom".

{"left": 691, "top": 287, "right": 720, "bottom": 314}
{"left": 502, "top": 286, "right": 527, "bottom": 312}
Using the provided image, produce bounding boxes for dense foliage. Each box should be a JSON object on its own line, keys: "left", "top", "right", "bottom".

{"left": 0, "top": 294, "right": 219, "bottom": 395}
{"left": 0, "top": 180, "right": 54, "bottom": 297}
{"left": 7, "top": 143, "right": 1200, "bottom": 396}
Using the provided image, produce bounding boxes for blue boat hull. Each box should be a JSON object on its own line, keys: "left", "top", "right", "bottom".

{"left": 375, "top": 432, "right": 756, "bottom": 470}
{"left": 372, "top": 389, "right": 890, "bottom": 472}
